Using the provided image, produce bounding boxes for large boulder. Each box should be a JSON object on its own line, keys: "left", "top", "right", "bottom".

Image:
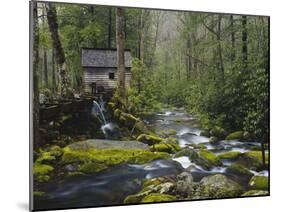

{"left": 175, "top": 172, "right": 194, "bottom": 197}
{"left": 198, "top": 174, "right": 243, "bottom": 198}
{"left": 62, "top": 140, "right": 170, "bottom": 174}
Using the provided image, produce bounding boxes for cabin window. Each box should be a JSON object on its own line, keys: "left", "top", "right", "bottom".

{"left": 109, "top": 72, "right": 115, "bottom": 80}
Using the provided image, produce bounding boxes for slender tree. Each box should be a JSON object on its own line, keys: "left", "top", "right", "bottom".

{"left": 116, "top": 7, "right": 126, "bottom": 98}
{"left": 46, "top": 3, "right": 70, "bottom": 97}
{"left": 32, "top": 1, "right": 40, "bottom": 148}
{"left": 242, "top": 15, "right": 248, "bottom": 68}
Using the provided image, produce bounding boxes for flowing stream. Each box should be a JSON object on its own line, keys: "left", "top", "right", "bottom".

{"left": 35, "top": 108, "right": 268, "bottom": 210}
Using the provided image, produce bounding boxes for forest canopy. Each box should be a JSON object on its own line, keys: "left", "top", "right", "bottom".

{"left": 35, "top": 3, "right": 269, "bottom": 143}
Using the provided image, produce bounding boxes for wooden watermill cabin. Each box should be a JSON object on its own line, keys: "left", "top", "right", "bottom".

{"left": 81, "top": 48, "right": 132, "bottom": 94}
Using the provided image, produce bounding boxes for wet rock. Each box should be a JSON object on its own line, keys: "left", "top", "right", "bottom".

{"left": 137, "top": 134, "right": 165, "bottom": 145}
{"left": 152, "top": 143, "right": 180, "bottom": 153}
{"left": 175, "top": 172, "right": 194, "bottom": 197}
{"left": 237, "top": 151, "right": 268, "bottom": 171}
{"left": 195, "top": 150, "right": 222, "bottom": 170}
{"left": 140, "top": 193, "right": 177, "bottom": 203}
{"left": 218, "top": 151, "right": 242, "bottom": 160}
{"left": 241, "top": 190, "right": 269, "bottom": 196}
{"left": 225, "top": 131, "right": 244, "bottom": 140}
{"left": 226, "top": 163, "right": 254, "bottom": 184}
{"left": 249, "top": 176, "right": 269, "bottom": 191}
{"left": 209, "top": 136, "right": 219, "bottom": 144}
{"left": 198, "top": 174, "right": 243, "bottom": 198}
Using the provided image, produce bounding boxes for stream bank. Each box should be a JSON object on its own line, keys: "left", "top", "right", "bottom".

{"left": 33, "top": 105, "right": 269, "bottom": 210}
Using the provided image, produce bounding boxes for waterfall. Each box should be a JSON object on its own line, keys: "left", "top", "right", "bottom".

{"left": 92, "top": 100, "right": 107, "bottom": 125}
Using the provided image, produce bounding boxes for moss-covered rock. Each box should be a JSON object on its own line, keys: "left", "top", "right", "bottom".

{"left": 241, "top": 190, "right": 269, "bottom": 197}
{"left": 140, "top": 193, "right": 177, "bottom": 203}
{"left": 225, "top": 131, "right": 244, "bottom": 140}
{"left": 226, "top": 163, "right": 253, "bottom": 183}
{"left": 196, "top": 150, "right": 222, "bottom": 170}
{"left": 199, "top": 174, "right": 243, "bottom": 198}
{"left": 174, "top": 148, "right": 197, "bottom": 158}
{"left": 62, "top": 145, "right": 170, "bottom": 174}
{"left": 218, "top": 151, "right": 242, "bottom": 160}
{"left": 152, "top": 143, "right": 180, "bottom": 153}
{"left": 237, "top": 151, "right": 269, "bottom": 170}
{"left": 249, "top": 176, "right": 268, "bottom": 191}
{"left": 137, "top": 134, "right": 164, "bottom": 145}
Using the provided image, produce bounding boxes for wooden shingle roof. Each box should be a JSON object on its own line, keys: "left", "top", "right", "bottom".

{"left": 81, "top": 48, "right": 132, "bottom": 68}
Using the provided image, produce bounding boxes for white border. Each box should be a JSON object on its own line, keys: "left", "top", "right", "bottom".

{"left": 0, "top": 0, "right": 280, "bottom": 212}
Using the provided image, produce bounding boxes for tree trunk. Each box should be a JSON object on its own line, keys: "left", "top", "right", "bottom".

{"left": 32, "top": 2, "right": 40, "bottom": 148}
{"left": 43, "top": 50, "right": 48, "bottom": 87}
{"left": 242, "top": 15, "right": 248, "bottom": 68}
{"left": 108, "top": 8, "right": 112, "bottom": 48}
{"left": 52, "top": 48, "right": 56, "bottom": 92}
{"left": 230, "top": 15, "right": 236, "bottom": 64}
{"left": 46, "top": 3, "right": 70, "bottom": 98}
{"left": 116, "top": 8, "right": 126, "bottom": 98}
{"left": 217, "top": 15, "right": 225, "bottom": 81}
{"left": 139, "top": 11, "right": 145, "bottom": 63}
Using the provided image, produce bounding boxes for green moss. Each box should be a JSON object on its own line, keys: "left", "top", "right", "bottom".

{"left": 33, "top": 162, "right": 54, "bottom": 183}
{"left": 152, "top": 143, "right": 180, "bottom": 153}
{"left": 142, "top": 178, "right": 162, "bottom": 188}
{"left": 218, "top": 151, "right": 242, "bottom": 160}
{"left": 137, "top": 134, "right": 164, "bottom": 145}
{"left": 249, "top": 176, "right": 268, "bottom": 190}
{"left": 197, "top": 149, "right": 222, "bottom": 169}
{"left": 67, "top": 171, "right": 87, "bottom": 178}
{"left": 210, "top": 126, "right": 226, "bottom": 138}
{"left": 200, "top": 130, "right": 210, "bottom": 137}
{"left": 245, "top": 151, "right": 269, "bottom": 166}
{"left": 79, "top": 162, "right": 108, "bottom": 174}
{"left": 174, "top": 148, "right": 197, "bottom": 158}
{"left": 33, "top": 162, "right": 54, "bottom": 176}
{"left": 49, "top": 145, "right": 63, "bottom": 158}
{"left": 200, "top": 174, "right": 243, "bottom": 198}
{"left": 225, "top": 131, "right": 244, "bottom": 140}
{"left": 124, "top": 194, "right": 144, "bottom": 204}
{"left": 62, "top": 146, "right": 170, "bottom": 173}
{"left": 241, "top": 190, "right": 269, "bottom": 196}
{"left": 36, "top": 151, "right": 56, "bottom": 164}
{"left": 140, "top": 193, "right": 177, "bottom": 203}
{"left": 226, "top": 163, "right": 253, "bottom": 180}
{"left": 34, "top": 191, "right": 45, "bottom": 197}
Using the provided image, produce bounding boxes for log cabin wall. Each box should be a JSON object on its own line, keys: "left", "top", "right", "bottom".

{"left": 81, "top": 48, "right": 132, "bottom": 93}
